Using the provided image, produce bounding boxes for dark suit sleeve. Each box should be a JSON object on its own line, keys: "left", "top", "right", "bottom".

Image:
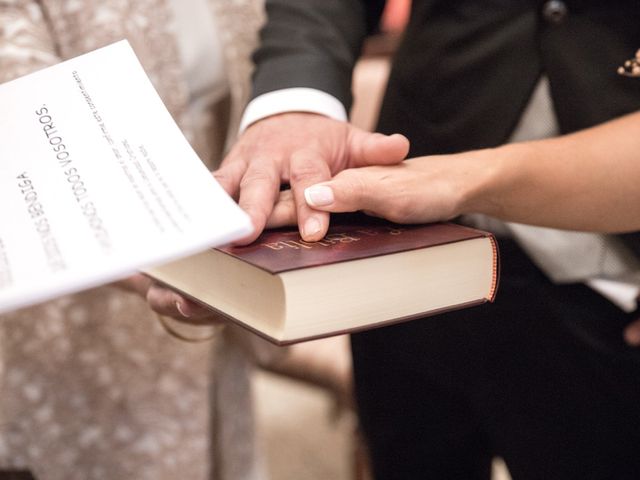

{"left": 251, "top": 0, "right": 386, "bottom": 111}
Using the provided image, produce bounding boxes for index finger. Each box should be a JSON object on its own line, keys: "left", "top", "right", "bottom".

{"left": 289, "top": 149, "right": 332, "bottom": 242}
{"left": 235, "top": 156, "right": 282, "bottom": 244}
{"left": 212, "top": 141, "right": 253, "bottom": 199}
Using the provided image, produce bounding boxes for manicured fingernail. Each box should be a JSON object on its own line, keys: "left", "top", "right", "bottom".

{"left": 304, "top": 185, "right": 334, "bottom": 207}
{"left": 175, "top": 301, "right": 191, "bottom": 318}
{"left": 303, "top": 216, "right": 322, "bottom": 238}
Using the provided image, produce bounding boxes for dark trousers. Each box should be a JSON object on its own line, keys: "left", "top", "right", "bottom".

{"left": 352, "top": 239, "right": 640, "bottom": 480}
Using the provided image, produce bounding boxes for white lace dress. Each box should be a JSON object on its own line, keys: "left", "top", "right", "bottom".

{"left": 0, "top": 1, "right": 268, "bottom": 479}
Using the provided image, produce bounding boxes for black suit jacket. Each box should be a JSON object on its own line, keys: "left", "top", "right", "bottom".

{"left": 251, "top": 0, "right": 640, "bottom": 239}
{"left": 252, "top": 0, "right": 640, "bottom": 146}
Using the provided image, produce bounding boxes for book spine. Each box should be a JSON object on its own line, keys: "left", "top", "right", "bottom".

{"left": 487, "top": 235, "right": 500, "bottom": 302}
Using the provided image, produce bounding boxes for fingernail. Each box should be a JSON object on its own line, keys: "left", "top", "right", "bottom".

{"left": 175, "top": 301, "right": 191, "bottom": 318}
{"left": 303, "top": 216, "right": 322, "bottom": 238}
{"left": 304, "top": 185, "right": 334, "bottom": 207}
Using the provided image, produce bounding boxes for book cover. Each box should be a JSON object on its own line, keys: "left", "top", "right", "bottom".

{"left": 221, "top": 217, "right": 496, "bottom": 283}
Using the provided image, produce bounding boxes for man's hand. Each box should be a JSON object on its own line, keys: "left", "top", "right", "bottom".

{"left": 214, "top": 112, "right": 409, "bottom": 243}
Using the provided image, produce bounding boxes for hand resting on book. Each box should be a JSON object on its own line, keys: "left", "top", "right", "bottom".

{"left": 302, "top": 113, "right": 640, "bottom": 233}
{"left": 213, "top": 112, "right": 409, "bottom": 243}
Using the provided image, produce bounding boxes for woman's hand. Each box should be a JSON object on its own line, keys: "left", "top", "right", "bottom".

{"left": 302, "top": 158, "right": 457, "bottom": 223}
{"left": 296, "top": 152, "right": 489, "bottom": 224}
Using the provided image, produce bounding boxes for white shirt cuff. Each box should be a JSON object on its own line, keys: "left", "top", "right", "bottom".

{"left": 586, "top": 278, "right": 640, "bottom": 312}
{"left": 239, "top": 88, "right": 348, "bottom": 133}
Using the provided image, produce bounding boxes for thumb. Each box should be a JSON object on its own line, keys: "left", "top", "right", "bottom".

{"left": 347, "top": 129, "right": 409, "bottom": 167}
{"left": 303, "top": 168, "right": 384, "bottom": 214}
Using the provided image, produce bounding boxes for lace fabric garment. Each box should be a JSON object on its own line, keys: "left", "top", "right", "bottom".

{"left": 0, "top": 1, "right": 268, "bottom": 479}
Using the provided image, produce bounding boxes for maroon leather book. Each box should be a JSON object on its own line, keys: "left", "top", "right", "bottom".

{"left": 147, "top": 217, "right": 499, "bottom": 345}
{"left": 220, "top": 221, "right": 495, "bottom": 278}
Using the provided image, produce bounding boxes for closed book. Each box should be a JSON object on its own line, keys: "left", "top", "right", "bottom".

{"left": 146, "top": 217, "right": 499, "bottom": 345}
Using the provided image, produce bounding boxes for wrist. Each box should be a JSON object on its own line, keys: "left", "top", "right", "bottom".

{"left": 239, "top": 88, "right": 348, "bottom": 133}
{"left": 459, "top": 142, "right": 537, "bottom": 219}
{"left": 456, "top": 145, "right": 514, "bottom": 218}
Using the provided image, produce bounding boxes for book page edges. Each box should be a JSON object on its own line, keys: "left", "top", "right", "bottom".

{"left": 487, "top": 235, "right": 500, "bottom": 302}
{"left": 145, "top": 249, "right": 287, "bottom": 339}
{"left": 147, "top": 235, "right": 499, "bottom": 346}
{"left": 279, "top": 236, "right": 496, "bottom": 342}
{"left": 145, "top": 283, "right": 488, "bottom": 346}
{"left": 255, "top": 298, "right": 490, "bottom": 346}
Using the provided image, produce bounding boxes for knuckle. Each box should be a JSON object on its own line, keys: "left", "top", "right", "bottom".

{"left": 212, "top": 170, "right": 231, "bottom": 185}
{"left": 240, "top": 199, "right": 269, "bottom": 218}
{"left": 289, "top": 149, "right": 326, "bottom": 184}
{"left": 219, "top": 149, "right": 247, "bottom": 170}
{"left": 239, "top": 167, "right": 278, "bottom": 189}
{"left": 290, "top": 163, "right": 320, "bottom": 184}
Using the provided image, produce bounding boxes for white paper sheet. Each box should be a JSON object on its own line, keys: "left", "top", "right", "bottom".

{"left": 0, "top": 40, "right": 252, "bottom": 314}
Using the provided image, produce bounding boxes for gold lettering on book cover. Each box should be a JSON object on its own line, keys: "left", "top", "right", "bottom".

{"left": 259, "top": 227, "right": 406, "bottom": 252}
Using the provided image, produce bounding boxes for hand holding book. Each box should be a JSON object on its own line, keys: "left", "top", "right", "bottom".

{"left": 117, "top": 273, "right": 213, "bottom": 321}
